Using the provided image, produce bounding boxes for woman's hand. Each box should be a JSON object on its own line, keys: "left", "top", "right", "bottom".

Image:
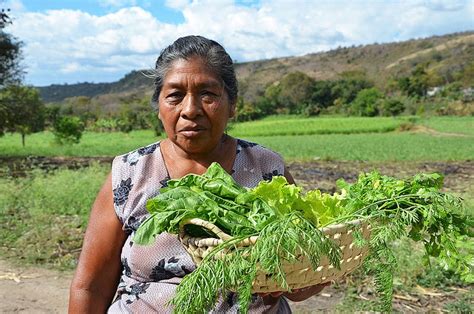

{"left": 259, "top": 282, "right": 330, "bottom": 303}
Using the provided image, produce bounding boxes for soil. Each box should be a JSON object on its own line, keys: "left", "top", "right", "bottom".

{"left": 1, "top": 158, "right": 473, "bottom": 313}
{"left": 0, "top": 260, "right": 71, "bottom": 313}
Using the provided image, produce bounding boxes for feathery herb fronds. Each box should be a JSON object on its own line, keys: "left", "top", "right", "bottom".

{"left": 135, "top": 164, "right": 473, "bottom": 313}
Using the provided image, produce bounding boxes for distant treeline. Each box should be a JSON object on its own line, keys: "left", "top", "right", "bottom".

{"left": 37, "top": 70, "right": 152, "bottom": 103}
{"left": 234, "top": 62, "right": 473, "bottom": 121}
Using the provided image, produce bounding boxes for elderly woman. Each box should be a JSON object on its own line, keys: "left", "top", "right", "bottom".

{"left": 69, "top": 36, "right": 327, "bottom": 313}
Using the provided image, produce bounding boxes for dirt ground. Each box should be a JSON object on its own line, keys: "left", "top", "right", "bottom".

{"left": 0, "top": 258, "right": 346, "bottom": 313}
{"left": 0, "top": 259, "right": 71, "bottom": 313}
{"left": 1, "top": 159, "right": 473, "bottom": 313}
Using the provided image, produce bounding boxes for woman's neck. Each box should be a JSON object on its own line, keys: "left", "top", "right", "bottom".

{"left": 160, "top": 135, "right": 236, "bottom": 178}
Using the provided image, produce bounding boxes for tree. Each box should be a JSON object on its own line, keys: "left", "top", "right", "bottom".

{"left": 278, "top": 72, "right": 315, "bottom": 113}
{"left": 234, "top": 97, "right": 262, "bottom": 122}
{"left": 52, "top": 116, "right": 84, "bottom": 145}
{"left": 331, "top": 78, "right": 372, "bottom": 105}
{"left": 1, "top": 5, "right": 23, "bottom": 87}
{"left": 379, "top": 98, "right": 405, "bottom": 116}
{"left": 397, "top": 63, "right": 429, "bottom": 98}
{"left": 311, "top": 80, "right": 335, "bottom": 109}
{"left": 350, "top": 87, "right": 383, "bottom": 116}
{"left": 0, "top": 85, "right": 45, "bottom": 146}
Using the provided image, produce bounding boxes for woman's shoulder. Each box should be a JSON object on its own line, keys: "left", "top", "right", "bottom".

{"left": 111, "top": 140, "right": 169, "bottom": 228}
{"left": 111, "top": 140, "right": 165, "bottom": 191}
{"left": 235, "top": 138, "right": 283, "bottom": 162}
{"left": 114, "top": 141, "right": 161, "bottom": 167}
{"left": 233, "top": 138, "right": 285, "bottom": 185}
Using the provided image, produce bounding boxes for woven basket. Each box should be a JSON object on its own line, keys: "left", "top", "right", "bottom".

{"left": 179, "top": 218, "right": 371, "bottom": 293}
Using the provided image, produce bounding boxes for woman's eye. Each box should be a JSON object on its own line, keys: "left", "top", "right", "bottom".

{"left": 201, "top": 91, "right": 218, "bottom": 102}
{"left": 166, "top": 93, "right": 183, "bottom": 103}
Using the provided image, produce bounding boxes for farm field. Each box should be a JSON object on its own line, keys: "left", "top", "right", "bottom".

{"left": 249, "top": 132, "right": 474, "bottom": 161}
{"left": 1, "top": 115, "right": 473, "bottom": 312}
{"left": 229, "top": 116, "right": 411, "bottom": 136}
{"left": 0, "top": 116, "right": 473, "bottom": 161}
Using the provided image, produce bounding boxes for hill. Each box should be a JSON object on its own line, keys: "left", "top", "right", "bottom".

{"left": 37, "top": 31, "right": 474, "bottom": 105}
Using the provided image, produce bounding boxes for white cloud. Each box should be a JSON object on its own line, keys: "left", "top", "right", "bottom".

{"left": 60, "top": 62, "right": 81, "bottom": 73}
{"left": 165, "top": 0, "right": 190, "bottom": 10}
{"left": 98, "top": 0, "right": 137, "bottom": 8}
{"left": 7, "top": 0, "right": 474, "bottom": 86}
{"left": 3, "top": 0, "right": 25, "bottom": 12}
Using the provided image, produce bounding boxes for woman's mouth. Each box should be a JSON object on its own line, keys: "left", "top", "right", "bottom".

{"left": 179, "top": 127, "right": 206, "bottom": 138}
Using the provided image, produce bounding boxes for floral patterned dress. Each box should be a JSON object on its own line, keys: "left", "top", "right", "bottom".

{"left": 108, "top": 139, "right": 292, "bottom": 313}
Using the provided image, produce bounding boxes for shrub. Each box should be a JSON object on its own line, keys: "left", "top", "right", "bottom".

{"left": 90, "top": 118, "right": 119, "bottom": 132}
{"left": 350, "top": 88, "right": 383, "bottom": 116}
{"left": 52, "top": 116, "right": 84, "bottom": 144}
{"left": 148, "top": 113, "right": 163, "bottom": 136}
{"left": 379, "top": 98, "right": 405, "bottom": 116}
{"left": 300, "top": 103, "right": 321, "bottom": 116}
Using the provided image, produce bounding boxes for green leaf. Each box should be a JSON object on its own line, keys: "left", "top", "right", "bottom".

{"left": 133, "top": 213, "right": 160, "bottom": 245}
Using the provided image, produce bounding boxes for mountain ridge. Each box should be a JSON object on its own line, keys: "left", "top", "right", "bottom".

{"left": 37, "top": 31, "right": 474, "bottom": 104}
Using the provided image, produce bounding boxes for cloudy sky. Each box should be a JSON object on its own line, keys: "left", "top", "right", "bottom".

{"left": 4, "top": 0, "right": 474, "bottom": 86}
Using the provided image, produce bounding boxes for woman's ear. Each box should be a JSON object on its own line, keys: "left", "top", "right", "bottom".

{"left": 229, "top": 101, "right": 236, "bottom": 118}
{"left": 156, "top": 103, "right": 161, "bottom": 120}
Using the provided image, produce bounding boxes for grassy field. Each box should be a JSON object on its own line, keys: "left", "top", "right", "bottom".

{"left": 0, "top": 116, "right": 473, "bottom": 161}
{"left": 0, "top": 130, "right": 161, "bottom": 157}
{"left": 0, "top": 164, "right": 109, "bottom": 269}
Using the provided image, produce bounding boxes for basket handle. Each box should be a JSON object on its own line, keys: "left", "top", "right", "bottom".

{"left": 179, "top": 218, "right": 233, "bottom": 241}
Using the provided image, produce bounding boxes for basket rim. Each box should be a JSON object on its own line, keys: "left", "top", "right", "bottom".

{"left": 179, "top": 217, "right": 370, "bottom": 248}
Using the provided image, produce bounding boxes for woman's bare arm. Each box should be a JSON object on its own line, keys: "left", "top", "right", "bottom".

{"left": 69, "top": 173, "right": 127, "bottom": 313}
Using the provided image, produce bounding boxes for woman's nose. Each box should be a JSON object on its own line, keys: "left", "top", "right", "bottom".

{"left": 180, "top": 94, "right": 203, "bottom": 119}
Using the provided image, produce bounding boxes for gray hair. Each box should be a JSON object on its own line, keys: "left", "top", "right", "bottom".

{"left": 150, "top": 35, "right": 238, "bottom": 108}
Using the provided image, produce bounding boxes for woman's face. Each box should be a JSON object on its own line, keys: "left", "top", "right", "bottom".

{"left": 158, "top": 56, "right": 235, "bottom": 155}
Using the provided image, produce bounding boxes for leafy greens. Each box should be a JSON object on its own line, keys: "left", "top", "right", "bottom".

{"left": 134, "top": 162, "right": 473, "bottom": 313}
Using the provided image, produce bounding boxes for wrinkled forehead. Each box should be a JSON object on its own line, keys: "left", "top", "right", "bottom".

{"left": 163, "top": 56, "right": 223, "bottom": 86}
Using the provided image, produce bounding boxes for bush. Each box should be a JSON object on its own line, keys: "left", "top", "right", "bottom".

{"left": 234, "top": 97, "right": 264, "bottom": 122}
{"left": 117, "top": 119, "right": 134, "bottom": 133}
{"left": 148, "top": 113, "right": 163, "bottom": 136}
{"left": 379, "top": 98, "right": 405, "bottom": 116}
{"left": 350, "top": 88, "right": 383, "bottom": 116}
{"left": 89, "top": 118, "right": 119, "bottom": 132}
{"left": 300, "top": 103, "right": 321, "bottom": 116}
{"left": 52, "top": 116, "right": 84, "bottom": 145}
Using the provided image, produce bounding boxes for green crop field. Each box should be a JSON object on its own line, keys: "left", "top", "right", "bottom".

{"left": 419, "top": 116, "right": 474, "bottom": 135}
{"left": 1, "top": 116, "right": 472, "bottom": 161}
{"left": 229, "top": 116, "right": 411, "bottom": 137}
{"left": 247, "top": 132, "right": 474, "bottom": 161}
{"left": 0, "top": 130, "right": 161, "bottom": 157}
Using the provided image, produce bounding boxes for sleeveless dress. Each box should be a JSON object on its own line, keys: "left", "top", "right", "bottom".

{"left": 108, "top": 139, "right": 292, "bottom": 313}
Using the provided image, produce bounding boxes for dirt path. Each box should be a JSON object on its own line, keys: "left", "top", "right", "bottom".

{"left": 0, "top": 257, "right": 343, "bottom": 313}
{"left": 1, "top": 257, "right": 469, "bottom": 313}
{"left": 0, "top": 260, "right": 72, "bottom": 313}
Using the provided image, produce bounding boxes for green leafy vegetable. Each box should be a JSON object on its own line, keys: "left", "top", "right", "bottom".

{"left": 172, "top": 211, "right": 340, "bottom": 313}
{"left": 134, "top": 163, "right": 473, "bottom": 313}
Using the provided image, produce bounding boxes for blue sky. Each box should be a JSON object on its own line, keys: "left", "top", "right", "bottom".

{"left": 4, "top": 0, "right": 474, "bottom": 86}
{"left": 17, "top": 0, "right": 186, "bottom": 23}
